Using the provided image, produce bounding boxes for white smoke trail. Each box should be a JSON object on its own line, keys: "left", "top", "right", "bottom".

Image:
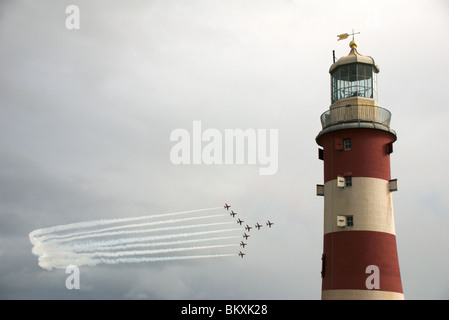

{"left": 38, "top": 253, "right": 238, "bottom": 270}
{"left": 100, "top": 254, "right": 237, "bottom": 265}
{"left": 95, "top": 244, "right": 238, "bottom": 257}
{"left": 37, "top": 214, "right": 228, "bottom": 242}
{"left": 31, "top": 228, "right": 242, "bottom": 257}
{"left": 29, "top": 207, "right": 242, "bottom": 270}
{"left": 75, "top": 236, "right": 240, "bottom": 253}
{"left": 40, "top": 221, "right": 235, "bottom": 244}
{"left": 37, "top": 244, "right": 239, "bottom": 270}
{"left": 74, "top": 244, "right": 238, "bottom": 259}
{"left": 29, "top": 207, "right": 222, "bottom": 243}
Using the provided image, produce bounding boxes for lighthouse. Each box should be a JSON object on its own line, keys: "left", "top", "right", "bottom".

{"left": 316, "top": 39, "right": 404, "bottom": 300}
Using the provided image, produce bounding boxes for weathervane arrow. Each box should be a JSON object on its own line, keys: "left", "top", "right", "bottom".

{"left": 337, "top": 29, "right": 360, "bottom": 41}
{"left": 337, "top": 33, "right": 349, "bottom": 41}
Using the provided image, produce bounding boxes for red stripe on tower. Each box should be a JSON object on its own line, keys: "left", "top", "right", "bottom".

{"left": 319, "top": 128, "right": 395, "bottom": 183}
{"left": 322, "top": 231, "right": 402, "bottom": 292}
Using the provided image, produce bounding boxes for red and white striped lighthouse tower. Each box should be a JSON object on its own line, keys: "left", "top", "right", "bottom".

{"left": 316, "top": 39, "right": 404, "bottom": 300}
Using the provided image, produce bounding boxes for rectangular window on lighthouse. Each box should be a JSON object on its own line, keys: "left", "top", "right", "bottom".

{"left": 346, "top": 215, "right": 354, "bottom": 226}
{"left": 345, "top": 176, "right": 352, "bottom": 187}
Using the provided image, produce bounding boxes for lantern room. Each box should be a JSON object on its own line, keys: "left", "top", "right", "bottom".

{"left": 329, "top": 40, "right": 379, "bottom": 106}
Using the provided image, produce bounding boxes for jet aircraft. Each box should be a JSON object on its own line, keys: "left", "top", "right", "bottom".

{"left": 266, "top": 220, "right": 274, "bottom": 228}
{"left": 224, "top": 203, "right": 230, "bottom": 210}
{"left": 255, "top": 223, "right": 263, "bottom": 230}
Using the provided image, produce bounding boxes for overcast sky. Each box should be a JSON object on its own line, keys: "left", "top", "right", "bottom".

{"left": 1, "top": 0, "right": 448, "bottom": 300}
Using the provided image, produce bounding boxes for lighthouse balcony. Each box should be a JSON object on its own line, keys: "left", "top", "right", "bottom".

{"left": 320, "top": 104, "right": 391, "bottom": 130}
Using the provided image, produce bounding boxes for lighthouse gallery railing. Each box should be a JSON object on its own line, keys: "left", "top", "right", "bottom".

{"left": 320, "top": 105, "right": 391, "bottom": 129}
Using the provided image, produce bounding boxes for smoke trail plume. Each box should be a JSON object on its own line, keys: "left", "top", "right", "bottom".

{"left": 29, "top": 207, "right": 242, "bottom": 270}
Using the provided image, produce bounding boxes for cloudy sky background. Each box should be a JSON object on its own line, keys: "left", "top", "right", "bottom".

{"left": 1, "top": 0, "right": 448, "bottom": 299}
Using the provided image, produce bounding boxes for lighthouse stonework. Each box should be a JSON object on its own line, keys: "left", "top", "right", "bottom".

{"left": 316, "top": 40, "right": 404, "bottom": 300}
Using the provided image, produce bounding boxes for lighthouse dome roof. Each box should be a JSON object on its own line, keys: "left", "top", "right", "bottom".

{"left": 329, "top": 41, "right": 379, "bottom": 73}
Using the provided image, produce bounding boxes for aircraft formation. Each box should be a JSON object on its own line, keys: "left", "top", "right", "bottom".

{"left": 223, "top": 203, "right": 274, "bottom": 259}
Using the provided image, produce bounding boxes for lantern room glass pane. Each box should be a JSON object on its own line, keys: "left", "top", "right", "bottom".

{"left": 331, "top": 63, "right": 377, "bottom": 104}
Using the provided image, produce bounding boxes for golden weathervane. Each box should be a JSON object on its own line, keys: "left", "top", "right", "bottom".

{"left": 337, "top": 29, "right": 360, "bottom": 41}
